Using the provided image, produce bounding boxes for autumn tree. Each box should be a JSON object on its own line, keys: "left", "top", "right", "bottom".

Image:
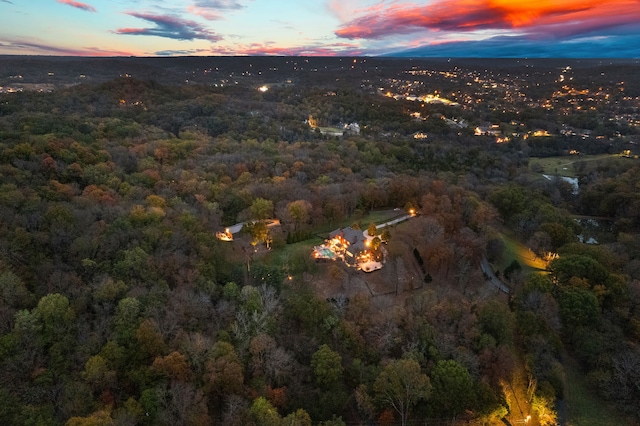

{"left": 82, "top": 355, "right": 116, "bottom": 392}
{"left": 286, "top": 200, "right": 312, "bottom": 232}
{"left": 249, "top": 397, "right": 281, "bottom": 426}
{"left": 311, "top": 344, "right": 343, "bottom": 388}
{"left": 250, "top": 198, "right": 274, "bottom": 221}
{"left": 151, "top": 351, "right": 191, "bottom": 382}
{"left": 204, "top": 342, "right": 244, "bottom": 399}
{"left": 373, "top": 358, "right": 431, "bottom": 426}
{"left": 136, "top": 318, "right": 167, "bottom": 359}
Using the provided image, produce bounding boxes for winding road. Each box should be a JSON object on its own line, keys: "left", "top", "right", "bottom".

{"left": 481, "top": 257, "right": 510, "bottom": 294}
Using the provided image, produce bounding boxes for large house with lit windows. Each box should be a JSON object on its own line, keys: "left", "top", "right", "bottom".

{"left": 313, "top": 226, "right": 382, "bottom": 272}
{"left": 328, "top": 227, "right": 368, "bottom": 266}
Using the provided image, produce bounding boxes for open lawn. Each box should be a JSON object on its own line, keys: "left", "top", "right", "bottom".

{"left": 499, "top": 232, "right": 547, "bottom": 272}
{"left": 562, "top": 355, "right": 631, "bottom": 426}
{"left": 265, "top": 237, "right": 323, "bottom": 266}
{"left": 529, "top": 154, "right": 633, "bottom": 178}
{"left": 362, "top": 209, "right": 404, "bottom": 227}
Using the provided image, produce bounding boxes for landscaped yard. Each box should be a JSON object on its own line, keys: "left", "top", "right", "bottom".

{"left": 263, "top": 236, "right": 323, "bottom": 275}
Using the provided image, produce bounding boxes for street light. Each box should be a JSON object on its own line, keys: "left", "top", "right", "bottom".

{"left": 514, "top": 415, "right": 531, "bottom": 424}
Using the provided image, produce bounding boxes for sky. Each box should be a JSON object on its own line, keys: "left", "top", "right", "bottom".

{"left": 1, "top": 0, "right": 639, "bottom": 57}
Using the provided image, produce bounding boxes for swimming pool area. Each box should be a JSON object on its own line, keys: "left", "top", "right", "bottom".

{"left": 313, "top": 246, "right": 336, "bottom": 259}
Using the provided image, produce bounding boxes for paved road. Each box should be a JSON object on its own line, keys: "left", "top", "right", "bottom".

{"left": 363, "top": 214, "right": 413, "bottom": 238}
{"left": 225, "top": 219, "right": 281, "bottom": 235}
{"left": 481, "top": 258, "right": 510, "bottom": 294}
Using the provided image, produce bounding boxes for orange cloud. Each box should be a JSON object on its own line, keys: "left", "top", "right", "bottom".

{"left": 335, "top": 0, "right": 640, "bottom": 39}
{"left": 488, "top": 0, "right": 617, "bottom": 27}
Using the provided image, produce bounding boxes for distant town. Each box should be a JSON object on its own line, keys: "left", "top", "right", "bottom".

{"left": 3, "top": 56, "right": 637, "bottom": 152}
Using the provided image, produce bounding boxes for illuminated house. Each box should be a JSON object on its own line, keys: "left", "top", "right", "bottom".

{"left": 216, "top": 228, "right": 233, "bottom": 241}
{"left": 329, "top": 227, "right": 368, "bottom": 266}
{"left": 314, "top": 226, "right": 380, "bottom": 271}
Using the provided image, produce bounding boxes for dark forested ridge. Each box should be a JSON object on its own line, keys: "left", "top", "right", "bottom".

{"left": 0, "top": 56, "right": 639, "bottom": 425}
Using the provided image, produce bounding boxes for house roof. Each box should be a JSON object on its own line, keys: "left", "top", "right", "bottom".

{"left": 346, "top": 240, "right": 366, "bottom": 256}
{"left": 329, "top": 227, "right": 364, "bottom": 245}
{"left": 328, "top": 226, "right": 368, "bottom": 256}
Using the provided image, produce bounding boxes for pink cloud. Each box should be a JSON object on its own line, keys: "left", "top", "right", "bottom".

{"left": 325, "top": 0, "right": 364, "bottom": 21}
{"left": 57, "top": 0, "right": 97, "bottom": 13}
{"left": 187, "top": 5, "right": 224, "bottom": 21}
{"left": 209, "top": 41, "right": 363, "bottom": 56}
{"left": 335, "top": 0, "right": 640, "bottom": 40}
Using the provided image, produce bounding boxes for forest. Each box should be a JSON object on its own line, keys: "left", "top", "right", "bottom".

{"left": 0, "top": 57, "right": 640, "bottom": 425}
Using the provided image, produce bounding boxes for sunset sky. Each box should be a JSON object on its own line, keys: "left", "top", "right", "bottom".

{"left": 1, "top": 0, "right": 639, "bottom": 57}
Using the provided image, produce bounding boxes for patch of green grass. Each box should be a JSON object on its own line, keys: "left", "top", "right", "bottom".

{"left": 499, "top": 234, "right": 521, "bottom": 271}
{"left": 498, "top": 232, "right": 547, "bottom": 273}
{"left": 563, "top": 358, "right": 630, "bottom": 426}
{"left": 362, "top": 209, "right": 402, "bottom": 226}
{"left": 528, "top": 154, "right": 629, "bottom": 178}
{"left": 264, "top": 237, "right": 323, "bottom": 268}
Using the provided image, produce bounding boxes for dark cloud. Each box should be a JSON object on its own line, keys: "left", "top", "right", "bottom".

{"left": 115, "top": 12, "right": 222, "bottom": 41}
{"left": 0, "top": 38, "right": 134, "bottom": 56}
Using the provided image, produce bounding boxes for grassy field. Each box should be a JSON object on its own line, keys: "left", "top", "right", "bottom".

{"left": 562, "top": 356, "right": 631, "bottom": 426}
{"left": 528, "top": 154, "right": 633, "bottom": 178}
{"left": 498, "top": 232, "right": 547, "bottom": 273}
{"left": 275, "top": 237, "right": 323, "bottom": 257}
{"left": 362, "top": 209, "right": 404, "bottom": 226}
